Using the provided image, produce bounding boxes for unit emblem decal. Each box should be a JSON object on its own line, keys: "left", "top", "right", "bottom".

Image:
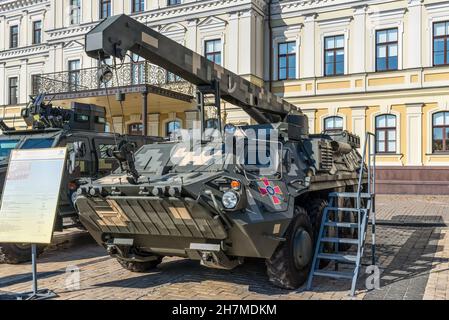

{"left": 258, "top": 177, "right": 283, "bottom": 205}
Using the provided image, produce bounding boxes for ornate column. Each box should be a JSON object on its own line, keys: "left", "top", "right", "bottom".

{"left": 351, "top": 6, "right": 367, "bottom": 73}
{"left": 352, "top": 106, "right": 367, "bottom": 151}
{"left": 302, "top": 14, "right": 317, "bottom": 78}
{"left": 406, "top": 103, "right": 424, "bottom": 165}
{"left": 406, "top": 0, "right": 423, "bottom": 69}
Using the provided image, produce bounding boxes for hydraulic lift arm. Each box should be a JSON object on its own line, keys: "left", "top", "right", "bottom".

{"left": 85, "top": 14, "right": 303, "bottom": 125}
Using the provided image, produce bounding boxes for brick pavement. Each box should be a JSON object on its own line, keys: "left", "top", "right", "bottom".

{"left": 0, "top": 195, "right": 448, "bottom": 300}
{"left": 376, "top": 195, "right": 449, "bottom": 225}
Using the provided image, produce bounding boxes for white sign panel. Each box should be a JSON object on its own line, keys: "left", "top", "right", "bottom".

{"left": 0, "top": 148, "right": 67, "bottom": 244}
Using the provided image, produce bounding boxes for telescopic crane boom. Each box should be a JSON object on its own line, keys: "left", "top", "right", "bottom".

{"left": 85, "top": 14, "right": 303, "bottom": 125}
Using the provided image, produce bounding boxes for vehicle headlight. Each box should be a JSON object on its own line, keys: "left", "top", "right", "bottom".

{"left": 222, "top": 191, "right": 239, "bottom": 209}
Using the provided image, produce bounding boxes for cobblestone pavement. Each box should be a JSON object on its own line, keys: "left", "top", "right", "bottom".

{"left": 0, "top": 195, "right": 448, "bottom": 300}
{"left": 376, "top": 195, "right": 449, "bottom": 224}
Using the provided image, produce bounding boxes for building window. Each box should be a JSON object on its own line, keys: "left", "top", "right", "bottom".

{"left": 206, "top": 118, "right": 219, "bottom": 129}
{"left": 433, "top": 21, "right": 449, "bottom": 66}
{"left": 100, "top": 0, "right": 111, "bottom": 19}
{"left": 10, "top": 25, "right": 19, "bottom": 48}
{"left": 432, "top": 111, "right": 449, "bottom": 152}
{"left": 375, "top": 114, "right": 396, "bottom": 153}
{"left": 167, "top": 72, "right": 182, "bottom": 83}
{"left": 70, "top": 0, "right": 81, "bottom": 24}
{"left": 168, "top": 0, "right": 181, "bottom": 5}
{"left": 33, "top": 21, "right": 42, "bottom": 45}
{"left": 8, "top": 77, "right": 18, "bottom": 105}
{"left": 132, "top": 0, "right": 145, "bottom": 12}
{"left": 278, "top": 41, "right": 296, "bottom": 80}
{"left": 31, "top": 75, "right": 41, "bottom": 96}
{"left": 376, "top": 28, "right": 398, "bottom": 71}
{"left": 323, "top": 116, "right": 343, "bottom": 132}
{"left": 205, "top": 39, "right": 222, "bottom": 65}
{"left": 131, "top": 53, "right": 145, "bottom": 85}
{"left": 324, "top": 35, "right": 344, "bottom": 76}
{"left": 68, "top": 60, "right": 81, "bottom": 91}
{"left": 128, "top": 123, "right": 143, "bottom": 136}
{"left": 166, "top": 120, "right": 181, "bottom": 137}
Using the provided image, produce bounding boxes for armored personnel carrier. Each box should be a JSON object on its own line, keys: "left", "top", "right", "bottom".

{"left": 0, "top": 95, "right": 159, "bottom": 264}
{"left": 74, "top": 15, "right": 369, "bottom": 289}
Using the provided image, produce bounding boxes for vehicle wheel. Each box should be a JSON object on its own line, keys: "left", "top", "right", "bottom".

{"left": 306, "top": 198, "right": 333, "bottom": 268}
{"left": 116, "top": 256, "right": 163, "bottom": 273}
{"left": 306, "top": 198, "right": 328, "bottom": 241}
{"left": 266, "top": 207, "right": 314, "bottom": 289}
{"left": 0, "top": 244, "right": 45, "bottom": 264}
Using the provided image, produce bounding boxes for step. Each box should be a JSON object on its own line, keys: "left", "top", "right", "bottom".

{"left": 330, "top": 192, "right": 372, "bottom": 199}
{"left": 324, "top": 222, "right": 359, "bottom": 228}
{"left": 313, "top": 270, "right": 354, "bottom": 280}
{"left": 325, "top": 207, "right": 368, "bottom": 213}
{"left": 317, "top": 253, "right": 357, "bottom": 263}
{"left": 321, "top": 237, "right": 359, "bottom": 245}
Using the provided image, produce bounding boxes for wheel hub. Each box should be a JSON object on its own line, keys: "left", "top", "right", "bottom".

{"left": 293, "top": 227, "right": 313, "bottom": 269}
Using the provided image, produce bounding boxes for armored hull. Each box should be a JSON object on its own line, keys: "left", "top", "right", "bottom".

{"left": 75, "top": 126, "right": 366, "bottom": 279}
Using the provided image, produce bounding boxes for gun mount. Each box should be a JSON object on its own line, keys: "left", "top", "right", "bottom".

{"left": 85, "top": 14, "right": 307, "bottom": 129}
{"left": 20, "top": 94, "right": 107, "bottom": 132}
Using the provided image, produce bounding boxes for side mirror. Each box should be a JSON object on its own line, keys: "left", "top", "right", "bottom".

{"left": 68, "top": 141, "right": 86, "bottom": 174}
{"left": 74, "top": 141, "right": 86, "bottom": 158}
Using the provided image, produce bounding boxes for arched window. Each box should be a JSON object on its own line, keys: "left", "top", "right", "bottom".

{"left": 205, "top": 118, "right": 219, "bottom": 129}
{"left": 128, "top": 123, "right": 143, "bottom": 136}
{"left": 166, "top": 120, "right": 181, "bottom": 137}
{"left": 375, "top": 114, "right": 396, "bottom": 153}
{"left": 432, "top": 111, "right": 449, "bottom": 152}
{"left": 323, "top": 116, "right": 343, "bottom": 132}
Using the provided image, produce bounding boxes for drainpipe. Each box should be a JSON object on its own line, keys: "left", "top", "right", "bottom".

{"left": 268, "top": 0, "right": 273, "bottom": 91}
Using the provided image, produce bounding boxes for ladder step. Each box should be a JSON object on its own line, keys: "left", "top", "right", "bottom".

{"left": 330, "top": 192, "right": 372, "bottom": 198}
{"left": 317, "top": 253, "right": 357, "bottom": 263}
{"left": 324, "top": 222, "right": 359, "bottom": 228}
{"left": 321, "top": 237, "right": 359, "bottom": 245}
{"left": 313, "top": 270, "right": 354, "bottom": 280}
{"left": 326, "top": 207, "right": 368, "bottom": 213}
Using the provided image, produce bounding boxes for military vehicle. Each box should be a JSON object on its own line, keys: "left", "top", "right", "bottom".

{"left": 0, "top": 94, "right": 159, "bottom": 264}
{"left": 74, "top": 15, "right": 372, "bottom": 289}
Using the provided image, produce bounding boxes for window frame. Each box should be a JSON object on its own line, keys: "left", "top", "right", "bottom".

{"left": 10, "top": 25, "right": 19, "bottom": 49}
{"left": 32, "top": 20, "right": 42, "bottom": 45}
{"left": 433, "top": 21, "right": 449, "bottom": 66}
{"left": 99, "top": 0, "right": 111, "bottom": 20}
{"left": 68, "top": 59, "right": 81, "bottom": 91}
{"left": 70, "top": 0, "right": 81, "bottom": 25}
{"left": 128, "top": 122, "right": 143, "bottom": 136}
{"left": 277, "top": 41, "right": 296, "bottom": 81}
{"left": 375, "top": 114, "right": 397, "bottom": 154}
{"left": 323, "top": 35, "right": 345, "bottom": 76}
{"left": 31, "top": 74, "right": 40, "bottom": 96}
{"left": 204, "top": 39, "right": 222, "bottom": 65}
{"left": 168, "top": 0, "right": 181, "bottom": 6}
{"left": 132, "top": 0, "right": 145, "bottom": 13}
{"left": 323, "top": 116, "right": 344, "bottom": 132}
{"left": 432, "top": 111, "right": 449, "bottom": 153}
{"left": 165, "top": 120, "right": 181, "bottom": 137}
{"left": 8, "top": 77, "right": 19, "bottom": 105}
{"left": 375, "top": 28, "right": 399, "bottom": 72}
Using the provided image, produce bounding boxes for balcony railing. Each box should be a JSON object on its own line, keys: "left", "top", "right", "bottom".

{"left": 36, "top": 62, "right": 195, "bottom": 98}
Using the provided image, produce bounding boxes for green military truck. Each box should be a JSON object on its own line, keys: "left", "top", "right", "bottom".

{"left": 0, "top": 95, "right": 160, "bottom": 264}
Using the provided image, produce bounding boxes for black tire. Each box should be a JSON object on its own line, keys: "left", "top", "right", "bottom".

{"left": 306, "top": 198, "right": 328, "bottom": 241}
{"left": 266, "top": 207, "right": 314, "bottom": 289}
{"left": 305, "top": 198, "right": 333, "bottom": 268}
{"left": 0, "top": 244, "right": 45, "bottom": 264}
{"left": 117, "top": 256, "right": 163, "bottom": 273}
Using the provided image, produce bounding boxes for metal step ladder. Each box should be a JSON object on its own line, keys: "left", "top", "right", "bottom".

{"left": 307, "top": 132, "right": 377, "bottom": 296}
